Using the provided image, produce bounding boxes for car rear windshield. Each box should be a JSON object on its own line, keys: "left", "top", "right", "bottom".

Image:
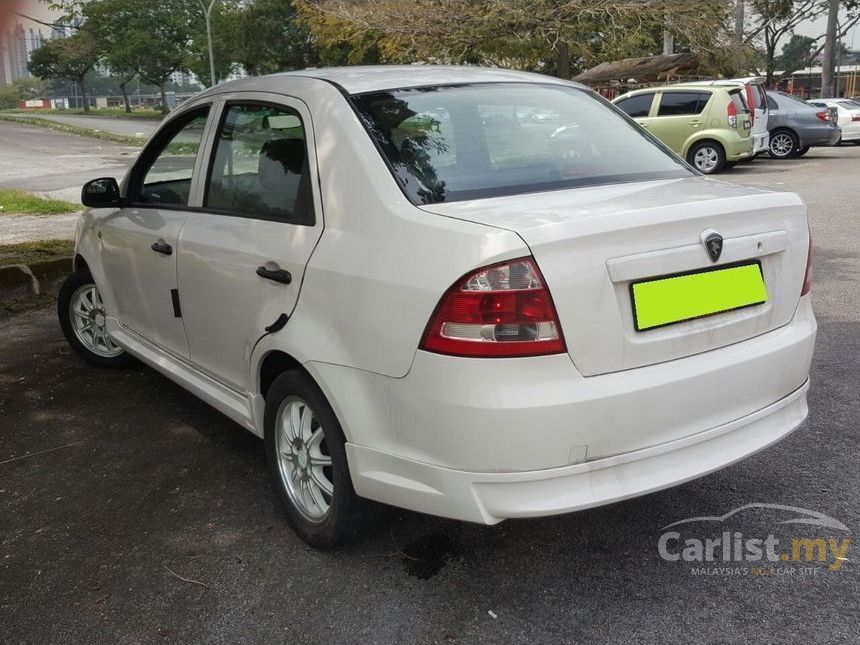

{"left": 730, "top": 89, "right": 749, "bottom": 115}
{"left": 749, "top": 84, "right": 767, "bottom": 110}
{"left": 351, "top": 83, "right": 691, "bottom": 205}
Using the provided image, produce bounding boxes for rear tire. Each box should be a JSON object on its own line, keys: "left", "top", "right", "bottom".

{"left": 769, "top": 130, "right": 799, "bottom": 159}
{"left": 687, "top": 141, "right": 726, "bottom": 174}
{"left": 264, "top": 370, "right": 377, "bottom": 548}
{"left": 58, "top": 268, "right": 134, "bottom": 368}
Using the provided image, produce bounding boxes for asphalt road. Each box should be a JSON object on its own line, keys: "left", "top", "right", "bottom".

{"left": 0, "top": 121, "right": 139, "bottom": 203}
{"left": 5, "top": 113, "right": 160, "bottom": 138}
{"left": 0, "top": 126, "right": 858, "bottom": 643}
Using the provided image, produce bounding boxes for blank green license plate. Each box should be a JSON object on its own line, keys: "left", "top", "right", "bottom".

{"left": 631, "top": 261, "right": 767, "bottom": 331}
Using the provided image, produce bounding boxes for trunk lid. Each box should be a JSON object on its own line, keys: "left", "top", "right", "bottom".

{"left": 421, "top": 177, "right": 808, "bottom": 376}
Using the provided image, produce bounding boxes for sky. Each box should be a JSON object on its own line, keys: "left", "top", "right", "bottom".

{"left": 793, "top": 7, "right": 858, "bottom": 52}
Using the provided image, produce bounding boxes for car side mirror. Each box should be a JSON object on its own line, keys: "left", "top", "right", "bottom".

{"left": 81, "top": 177, "right": 122, "bottom": 208}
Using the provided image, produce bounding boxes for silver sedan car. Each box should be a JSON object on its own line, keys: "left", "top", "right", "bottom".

{"left": 765, "top": 91, "right": 841, "bottom": 159}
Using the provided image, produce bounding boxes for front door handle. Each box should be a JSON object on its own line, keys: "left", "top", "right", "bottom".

{"left": 256, "top": 266, "right": 292, "bottom": 284}
{"left": 151, "top": 241, "right": 172, "bottom": 255}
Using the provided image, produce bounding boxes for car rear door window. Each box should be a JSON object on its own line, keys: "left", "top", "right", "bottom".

{"left": 657, "top": 92, "right": 711, "bottom": 116}
{"left": 204, "top": 103, "right": 314, "bottom": 225}
{"left": 614, "top": 93, "right": 655, "bottom": 118}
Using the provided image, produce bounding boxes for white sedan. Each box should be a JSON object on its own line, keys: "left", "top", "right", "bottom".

{"left": 808, "top": 98, "right": 860, "bottom": 143}
{"left": 59, "top": 66, "right": 816, "bottom": 548}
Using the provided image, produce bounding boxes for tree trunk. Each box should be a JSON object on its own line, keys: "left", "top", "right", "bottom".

{"left": 159, "top": 83, "right": 168, "bottom": 115}
{"left": 120, "top": 79, "right": 132, "bottom": 113}
{"left": 821, "top": 0, "right": 839, "bottom": 97}
{"left": 556, "top": 41, "right": 570, "bottom": 79}
{"left": 734, "top": 0, "right": 745, "bottom": 44}
{"left": 79, "top": 77, "right": 89, "bottom": 112}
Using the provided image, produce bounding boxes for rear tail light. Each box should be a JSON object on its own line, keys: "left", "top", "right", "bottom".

{"left": 815, "top": 110, "right": 831, "bottom": 122}
{"left": 801, "top": 232, "right": 813, "bottom": 296}
{"left": 745, "top": 84, "right": 756, "bottom": 127}
{"left": 727, "top": 100, "right": 738, "bottom": 128}
{"left": 852, "top": 114, "right": 860, "bottom": 122}
{"left": 420, "top": 257, "right": 566, "bottom": 358}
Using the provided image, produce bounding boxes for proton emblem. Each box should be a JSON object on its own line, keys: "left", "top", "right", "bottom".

{"left": 701, "top": 230, "right": 723, "bottom": 262}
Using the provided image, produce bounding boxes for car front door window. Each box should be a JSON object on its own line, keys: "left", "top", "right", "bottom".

{"left": 135, "top": 110, "right": 210, "bottom": 206}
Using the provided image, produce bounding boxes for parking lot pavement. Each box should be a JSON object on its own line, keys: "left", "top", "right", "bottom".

{"left": 1, "top": 147, "right": 858, "bottom": 643}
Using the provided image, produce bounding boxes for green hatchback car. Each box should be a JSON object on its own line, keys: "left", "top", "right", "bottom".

{"left": 612, "top": 85, "right": 754, "bottom": 174}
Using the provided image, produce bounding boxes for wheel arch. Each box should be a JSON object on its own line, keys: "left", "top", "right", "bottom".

{"left": 73, "top": 253, "right": 89, "bottom": 272}
{"left": 683, "top": 136, "right": 725, "bottom": 159}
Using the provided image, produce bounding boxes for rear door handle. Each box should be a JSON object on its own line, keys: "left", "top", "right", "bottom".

{"left": 689, "top": 119, "right": 702, "bottom": 125}
{"left": 256, "top": 266, "right": 292, "bottom": 284}
{"left": 151, "top": 241, "right": 172, "bottom": 255}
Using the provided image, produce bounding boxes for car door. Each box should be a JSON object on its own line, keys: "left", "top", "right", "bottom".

{"left": 646, "top": 91, "right": 711, "bottom": 155}
{"left": 99, "top": 105, "right": 213, "bottom": 357}
{"left": 176, "top": 95, "right": 323, "bottom": 392}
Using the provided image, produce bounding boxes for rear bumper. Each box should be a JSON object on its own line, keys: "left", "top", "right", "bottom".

{"left": 337, "top": 297, "right": 816, "bottom": 523}
{"left": 752, "top": 131, "right": 770, "bottom": 153}
{"left": 348, "top": 379, "right": 809, "bottom": 524}
{"left": 724, "top": 134, "right": 755, "bottom": 161}
{"left": 797, "top": 125, "right": 841, "bottom": 147}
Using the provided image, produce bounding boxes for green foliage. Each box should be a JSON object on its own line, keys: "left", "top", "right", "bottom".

{"left": 776, "top": 34, "right": 816, "bottom": 75}
{"left": 0, "top": 78, "right": 48, "bottom": 110}
{"left": 0, "top": 189, "right": 78, "bottom": 216}
{"left": 0, "top": 239, "right": 76, "bottom": 266}
{"left": 27, "top": 31, "right": 100, "bottom": 85}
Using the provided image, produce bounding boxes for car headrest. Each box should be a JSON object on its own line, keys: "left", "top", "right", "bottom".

{"left": 258, "top": 138, "right": 305, "bottom": 186}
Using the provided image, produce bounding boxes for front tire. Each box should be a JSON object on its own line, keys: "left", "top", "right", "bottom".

{"left": 687, "top": 141, "right": 726, "bottom": 174}
{"left": 264, "top": 370, "right": 376, "bottom": 548}
{"left": 58, "top": 268, "right": 134, "bottom": 368}
{"left": 769, "top": 130, "right": 799, "bottom": 159}
{"left": 796, "top": 146, "right": 811, "bottom": 157}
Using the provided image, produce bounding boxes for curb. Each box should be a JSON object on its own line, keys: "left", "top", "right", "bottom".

{"left": 0, "top": 257, "right": 71, "bottom": 300}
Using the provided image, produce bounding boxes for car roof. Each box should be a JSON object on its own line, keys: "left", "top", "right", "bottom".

{"left": 198, "top": 65, "right": 582, "bottom": 96}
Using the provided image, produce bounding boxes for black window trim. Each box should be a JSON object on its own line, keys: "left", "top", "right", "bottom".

{"left": 199, "top": 99, "right": 316, "bottom": 226}
{"left": 126, "top": 104, "right": 213, "bottom": 208}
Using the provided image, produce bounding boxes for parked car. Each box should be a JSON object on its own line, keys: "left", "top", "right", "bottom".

{"left": 765, "top": 91, "right": 841, "bottom": 158}
{"left": 613, "top": 85, "right": 754, "bottom": 173}
{"left": 806, "top": 98, "right": 860, "bottom": 144}
{"left": 681, "top": 76, "right": 771, "bottom": 154}
{"left": 59, "top": 66, "right": 816, "bottom": 548}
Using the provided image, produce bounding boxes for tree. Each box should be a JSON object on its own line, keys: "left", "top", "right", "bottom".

{"left": 227, "top": 0, "right": 335, "bottom": 74}
{"left": 185, "top": 0, "right": 241, "bottom": 86}
{"left": 0, "top": 78, "right": 49, "bottom": 110}
{"left": 28, "top": 30, "right": 101, "bottom": 111}
{"left": 775, "top": 34, "right": 816, "bottom": 76}
{"left": 296, "top": 0, "right": 732, "bottom": 78}
{"left": 746, "top": 0, "right": 860, "bottom": 87}
{"left": 82, "top": 0, "right": 141, "bottom": 112}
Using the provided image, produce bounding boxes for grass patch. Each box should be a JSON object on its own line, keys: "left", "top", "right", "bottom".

{"left": 0, "top": 113, "right": 146, "bottom": 145}
{"left": 1, "top": 107, "right": 163, "bottom": 120}
{"left": 0, "top": 188, "right": 78, "bottom": 215}
{"left": 0, "top": 239, "right": 75, "bottom": 266}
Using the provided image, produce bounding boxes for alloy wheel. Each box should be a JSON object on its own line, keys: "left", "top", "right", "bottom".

{"left": 770, "top": 133, "right": 794, "bottom": 158}
{"left": 275, "top": 396, "right": 334, "bottom": 522}
{"left": 693, "top": 146, "right": 720, "bottom": 172}
{"left": 69, "top": 284, "right": 124, "bottom": 358}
